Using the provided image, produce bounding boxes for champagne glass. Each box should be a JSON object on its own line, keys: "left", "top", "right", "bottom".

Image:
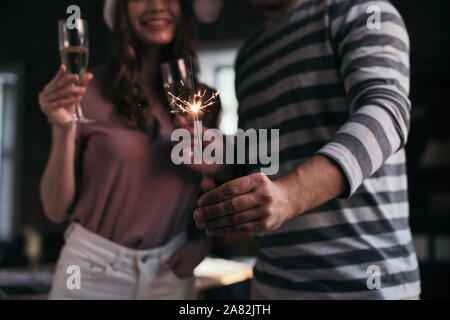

{"left": 162, "top": 59, "right": 205, "bottom": 165}
{"left": 161, "top": 59, "right": 194, "bottom": 120}
{"left": 58, "top": 19, "right": 94, "bottom": 124}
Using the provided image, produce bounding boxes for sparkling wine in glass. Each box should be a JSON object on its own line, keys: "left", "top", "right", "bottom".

{"left": 162, "top": 58, "right": 206, "bottom": 166}
{"left": 58, "top": 19, "right": 94, "bottom": 124}
{"left": 161, "top": 59, "right": 194, "bottom": 120}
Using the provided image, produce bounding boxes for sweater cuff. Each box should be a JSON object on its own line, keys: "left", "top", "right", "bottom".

{"left": 317, "top": 142, "right": 363, "bottom": 198}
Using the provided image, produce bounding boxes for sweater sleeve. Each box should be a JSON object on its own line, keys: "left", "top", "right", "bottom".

{"left": 317, "top": 0, "right": 411, "bottom": 197}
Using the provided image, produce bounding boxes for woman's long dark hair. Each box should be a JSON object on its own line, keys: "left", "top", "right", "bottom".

{"left": 109, "top": 0, "right": 197, "bottom": 138}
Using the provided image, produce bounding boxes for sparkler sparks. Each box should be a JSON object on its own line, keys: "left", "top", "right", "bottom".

{"left": 162, "top": 57, "right": 220, "bottom": 177}
{"left": 167, "top": 89, "right": 220, "bottom": 116}
{"left": 167, "top": 85, "right": 220, "bottom": 175}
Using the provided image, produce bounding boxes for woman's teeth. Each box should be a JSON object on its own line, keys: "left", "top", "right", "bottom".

{"left": 142, "top": 20, "right": 170, "bottom": 27}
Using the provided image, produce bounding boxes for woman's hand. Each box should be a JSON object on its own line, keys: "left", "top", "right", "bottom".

{"left": 39, "top": 65, "right": 93, "bottom": 125}
{"left": 163, "top": 238, "right": 211, "bottom": 279}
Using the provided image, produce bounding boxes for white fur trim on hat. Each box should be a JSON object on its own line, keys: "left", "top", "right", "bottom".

{"left": 104, "top": 0, "right": 118, "bottom": 30}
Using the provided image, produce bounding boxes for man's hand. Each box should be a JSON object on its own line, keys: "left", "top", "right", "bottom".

{"left": 163, "top": 238, "right": 211, "bottom": 279}
{"left": 194, "top": 173, "right": 297, "bottom": 236}
{"left": 194, "top": 155, "right": 346, "bottom": 236}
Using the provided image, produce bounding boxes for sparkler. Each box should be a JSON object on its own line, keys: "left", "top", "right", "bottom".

{"left": 168, "top": 89, "right": 220, "bottom": 168}
{"left": 167, "top": 89, "right": 220, "bottom": 115}
{"left": 165, "top": 59, "right": 220, "bottom": 175}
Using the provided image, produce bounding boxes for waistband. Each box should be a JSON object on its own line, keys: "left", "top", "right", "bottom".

{"left": 64, "top": 222, "right": 187, "bottom": 269}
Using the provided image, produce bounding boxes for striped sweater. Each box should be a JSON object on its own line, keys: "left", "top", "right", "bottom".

{"left": 235, "top": 0, "right": 420, "bottom": 299}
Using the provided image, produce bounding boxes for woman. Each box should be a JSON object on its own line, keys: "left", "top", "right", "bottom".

{"left": 39, "top": 0, "right": 218, "bottom": 300}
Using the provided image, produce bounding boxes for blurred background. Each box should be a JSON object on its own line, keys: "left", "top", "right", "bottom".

{"left": 0, "top": 0, "right": 449, "bottom": 299}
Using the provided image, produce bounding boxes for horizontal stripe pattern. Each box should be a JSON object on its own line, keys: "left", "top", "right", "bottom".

{"left": 235, "top": 0, "right": 419, "bottom": 299}
{"left": 257, "top": 240, "right": 415, "bottom": 270}
{"left": 252, "top": 279, "right": 421, "bottom": 300}
{"left": 263, "top": 202, "right": 411, "bottom": 241}
{"left": 254, "top": 217, "right": 410, "bottom": 248}
{"left": 253, "top": 266, "right": 420, "bottom": 293}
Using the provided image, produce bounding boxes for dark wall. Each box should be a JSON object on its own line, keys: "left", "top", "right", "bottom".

{"left": 392, "top": 0, "right": 450, "bottom": 130}
{"left": 0, "top": 1, "right": 111, "bottom": 233}
{"left": 392, "top": 2, "right": 450, "bottom": 300}
{"left": 391, "top": 0, "right": 450, "bottom": 230}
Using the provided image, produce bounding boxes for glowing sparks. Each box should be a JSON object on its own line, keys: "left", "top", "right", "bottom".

{"left": 168, "top": 89, "right": 220, "bottom": 116}
{"left": 165, "top": 64, "right": 219, "bottom": 175}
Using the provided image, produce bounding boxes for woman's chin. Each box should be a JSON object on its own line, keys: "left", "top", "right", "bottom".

{"left": 139, "top": 34, "right": 175, "bottom": 47}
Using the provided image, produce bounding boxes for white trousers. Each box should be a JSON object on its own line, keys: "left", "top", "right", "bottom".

{"left": 49, "top": 223, "right": 196, "bottom": 300}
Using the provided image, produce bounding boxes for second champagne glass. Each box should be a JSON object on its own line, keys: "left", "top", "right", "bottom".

{"left": 58, "top": 19, "right": 95, "bottom": 124}
{"left": 161, "top": 59, "right": 194, "bottom": 120}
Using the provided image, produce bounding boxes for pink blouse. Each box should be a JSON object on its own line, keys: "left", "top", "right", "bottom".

{"left": 70, "top": 66, "right": 201, "bottom": 249}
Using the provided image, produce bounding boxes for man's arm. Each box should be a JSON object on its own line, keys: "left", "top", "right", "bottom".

{"left": 316, "top": 0, "right": 411, "bottom": 197}
{"left": 194, "top": 1, "right": 411, "bottom": 235}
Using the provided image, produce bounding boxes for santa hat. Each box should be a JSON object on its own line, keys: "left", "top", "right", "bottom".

{"left": 103, "top": 0, "right": 118, "bottom": 30}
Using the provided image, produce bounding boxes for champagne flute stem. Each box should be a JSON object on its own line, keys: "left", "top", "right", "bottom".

{"left": 75, "top": 102, "right": 81, "bottom": 122}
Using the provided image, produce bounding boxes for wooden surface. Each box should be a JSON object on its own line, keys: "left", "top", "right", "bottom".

{"left": 194, "top": 257, "right": 254, "bottom": 292}
{"left": 0, "top": 257, "right": 254, "bottom": 299}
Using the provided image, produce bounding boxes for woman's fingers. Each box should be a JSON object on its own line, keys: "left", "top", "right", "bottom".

{"left": 39, "top": 86, "right": 82, "bottom": 116}
{"left": 163, "top": 247, "right": 182, "bottom": 270}
{"left": 79, "top": 72, "right": 94, "bottom": 87}
{"left": 44, "top": 66, "right": 73, "bottom": 95}
{"left": 41, "top": 74, "right": 79, "bottom": 99}
{"left": 51, "top": 74, "right": 80, "bottom": 94}
{"left": 44, "top": 85, "right": 86, "bottom": 104}
{"left": 42, "top": 73, "right": 92, "bottom": 104}
{"left": 45, "top": 96, "right": 81, "bottom": 113}
{"left": 40, "top": 70, "right": 93, "bottom": 111}
{"left": 39, "top": 67, "right": 94, "bottom": 124}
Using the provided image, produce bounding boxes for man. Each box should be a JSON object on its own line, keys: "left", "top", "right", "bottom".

{"left": 194, "top": 0, "right": 420, "bottom": 299}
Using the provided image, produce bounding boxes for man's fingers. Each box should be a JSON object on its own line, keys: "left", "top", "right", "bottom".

{"left": 198, "top": 173, "right": 264, "bottom": 207}
{"left": 194, "top": 193, "right": 259, "bottom": 223}
{"left": 196, "top": 206, "right": 263, "bottom": 230}
{"left": 206, "top": 220, "right": 267, "bottom": 236}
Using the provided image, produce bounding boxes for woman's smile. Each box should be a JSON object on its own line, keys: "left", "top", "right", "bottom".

{"left": 128, "top": 0, "right": 181, "bottom": 46}
{"left": 140, "top": 16, "right": 174, "bottom": 31}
